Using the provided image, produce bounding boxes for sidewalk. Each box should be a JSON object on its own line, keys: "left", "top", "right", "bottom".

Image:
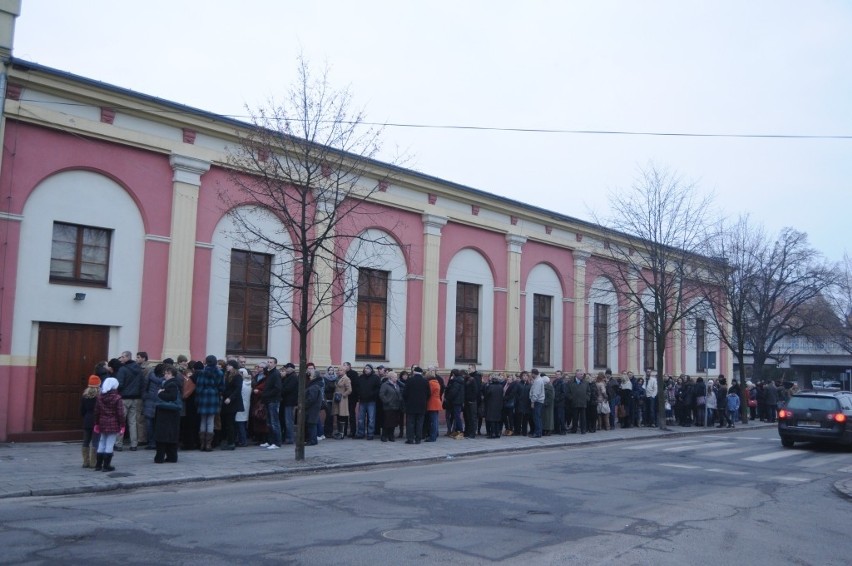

{"left": 0, "top": 422, "right": 775, "bottom": 499}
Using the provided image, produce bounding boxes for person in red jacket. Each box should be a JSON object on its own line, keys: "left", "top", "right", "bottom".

{"left": 94, "top": 377, "right": 125, "bottom": 472}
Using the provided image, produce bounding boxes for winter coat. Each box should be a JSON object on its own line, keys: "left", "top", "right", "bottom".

{"left": 552, "top": 378, "right": 566, "bottom": 406}
{"left": 403, "top": 373, "right": 429, "bottom": 414}
{"left": 142, "top": 373, "right": 166, "bottom": 418}
{"left": 517, "top": 382, "right": 532, "bottom": 414}
{"left": 261, "top": 368, "right": 283, "bottom": 404}
{"left": 94, "top": 390, "right": 125, "bottom": 434}
{"left": 280, "top": 370, "right": 298, "bottom": 406}
{"left": 304, "top": 377, "right": 324, "bottom": 425}
{"left": 379, "top": 380, "right": 403, "bottom": 411}
{"left": 503, "top": 381, "right": 519, "bottom": 409}
{"left": 236, "top": 380, "right": 252, "bottom": 423}
{"left": 543, "top": 380, "right": 555, "bottom": 431}
{"left": 726, "top": 392, "right": 741, "bottom": 413}
{"left": 332, "top": 375, "right": 352, "bottom": 417}
{"left": 529, "top": 375, "right": 546, "bottom": 404}
{"left": 356, "top": 371, "right": 382, "bottom": 403}
{"left": 445, "top": 375, "right": 465, "bottom": 406}
{"left": 116, "top": 360, "right": 143, "bottom": 399}
{"left": 763, "top": 382, "right": 779, "bottom": 405}
{"left": 80, "top": 389, "right": 98, "bottom": 429}
{"left": 221, "top": 372, "right": 245, "bottom": 414}
{"left": 464, "top": 376, "right": 481, "bottom": 408}
{"left": 153, "top": 377, "right": 181, "bottom": 444}
{"left": 565, "top": 378, "right": 590, "bottom": 409}
{"left": 426, "top": 377, "right": 443, "bottom": 412}
{"left": 483, "top": 379, "right": 505, "bottom": 422}
{"left": 195, "top": 364, "right": 224, "bottom": 415}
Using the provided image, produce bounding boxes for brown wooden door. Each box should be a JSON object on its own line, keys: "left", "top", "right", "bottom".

{"left": 34, "top": 323, "right": 109, "bottom": 431}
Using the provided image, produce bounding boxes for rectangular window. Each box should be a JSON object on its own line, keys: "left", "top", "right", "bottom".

{"left": 50, "top": 222, "right": 111, "bottom": 285}
{"left": 227, "top": 249, "right": 271, "bottom": 355}
{"left": 643, "top": 311, "right": 656, "bottom": 371}
{"left": 533, "top": 294, "right": 552, "bottom": 366}
{"left": 455, "top": 282, "right": 479, "bottom": 363}
{"left": 593, "top": 303, "right": 609, "bottom": 369}
{"left": 695, "top": 319, "right": 706, "bottom": 372}
{"left": 356, "top": 268, "right": 388, "bottom": 360}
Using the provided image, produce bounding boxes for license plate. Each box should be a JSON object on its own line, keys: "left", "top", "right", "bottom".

{"left": 797, "top": 420, "right": 821, "bottom": 428}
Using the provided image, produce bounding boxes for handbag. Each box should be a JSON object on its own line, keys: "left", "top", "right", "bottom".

{"left": 598, "top": 401, "right": 611, "bottom": 415}
{"left": 748, "top": 399, "right": 757, "bottom": 408}
{"left": 334, "top": 392, "right": 343, "bottom": 403}
{"left": 251, "top": 402, "right": 267, "bottom": 421}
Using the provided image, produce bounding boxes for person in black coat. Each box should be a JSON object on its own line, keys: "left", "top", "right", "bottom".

{"left": 551, "top": 372, "right": 566, "bottom": 435}
{"left": 444, "top": 369, "right": 466, "bottom": 438}
{"left": 342, "top": 362, "right": 360, "bottom": 438}
{"left": 516, "top": 372, "right": 532, "bottom": 435}
{"left": 220, "top": 360, "right": 245, "bottom": 450}
{"left": 153, "top": 365, "right": 182, "bottom": 463}
{"left": 502, "top": 375, "right": 519, "bottom": 436}
{"left": 304, "top": 371, "right": 324, "bottom": 446}
{"left": 483, "top": 375, "right": 505, "bottom": 438}
{"left": 355, "top": 364, "right": 381, "bottom": 439}
{"left": 463, "top": 370, "right": 481, "bottom": 439}
{"left": 403, "top": 367, "right": 428, "bottom": 444}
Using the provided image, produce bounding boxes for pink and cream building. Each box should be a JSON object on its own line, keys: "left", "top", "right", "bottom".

{"left": 0, "top": 7, "right": 727, "bottom": 441}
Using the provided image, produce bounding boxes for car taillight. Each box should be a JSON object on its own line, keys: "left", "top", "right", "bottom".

{"left": 777, "top": 409, "right": 788, "bottom": 419}
{"left": 828, "top": 413, "right": 847, "bottom": 423}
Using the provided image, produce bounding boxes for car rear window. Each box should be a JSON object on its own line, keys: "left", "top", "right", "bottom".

{"left": 787, "top": 396, "right": 840, "bottom": 411}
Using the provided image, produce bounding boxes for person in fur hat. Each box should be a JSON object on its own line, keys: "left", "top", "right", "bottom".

{"left": 80, "top": 375, "right": 101, "bottom": 468}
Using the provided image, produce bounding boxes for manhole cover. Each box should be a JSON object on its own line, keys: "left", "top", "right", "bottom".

{"left": 382, "top": 528, "right": 440, "bottom": 542}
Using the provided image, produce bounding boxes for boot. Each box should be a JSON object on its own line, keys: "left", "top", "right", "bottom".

{"left": 205, "top": 433, "right": 214, "bottom": 452}
{"left": 102, "top": 453, "right": 115, "bottom": 472}
{"left": 82, "top": 445, "right": 91, "bottom": 468}
{"left": 94, "top": 453, "right": 104, "bottom": 471}
{"left": 89, "top": 447, "right": 97, "bottom": 468}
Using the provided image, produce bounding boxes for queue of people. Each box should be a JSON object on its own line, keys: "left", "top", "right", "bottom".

{"left": 81, "top": 353, "right": 790, "bottom": 471}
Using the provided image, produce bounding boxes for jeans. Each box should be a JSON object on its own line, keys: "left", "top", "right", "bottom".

{"left": 198, "top": 414, "right": 215, "bottom": 434}
{"left": 236, "top": 421, "right": 248, "bottom": 446}
{"left": 357, "top": 401, "right": 376, "bottom": 437}
{"left": 316, "top": 420, "right": 324, "bottom": 439}
{"left": 452, "top": 404, "right": 464, "bottom": 433}
{"left": 283, "top": 405, "right": 295, "bottom": 443}
{"left": 533, "top": 402, "right": 543, "bottom": 436}
{"left": 428, "top": 411, "right": 439, "bottom": 441}
{"left": 464, "top": 402, "right": 478, "bottom": 438}
{"left": 554, "top": 405, "right": 565, "bottom": 434}
{"left": 115, "top": 398, "right": 141, "bottom": 448}
{"left": 97, "top": 432, "right": 117, "bottom": 454}
{"left": 647, "top": 396, "right": 657, "bottom": 426}
{"left": 266, "top": 402, "right": 282, "bottom": 446}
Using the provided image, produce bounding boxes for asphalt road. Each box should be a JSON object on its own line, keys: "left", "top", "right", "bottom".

{"left": 2, "top": 427, "right": 849, "bottom": 565}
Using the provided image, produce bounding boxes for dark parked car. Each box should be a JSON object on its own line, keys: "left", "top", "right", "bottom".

{"left": 778, "top": 391, "right": 852, "bottom": 448}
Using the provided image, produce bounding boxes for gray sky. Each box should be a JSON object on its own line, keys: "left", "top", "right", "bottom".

{"left": 14, "top": 1, "right": 852, "bottom": 262}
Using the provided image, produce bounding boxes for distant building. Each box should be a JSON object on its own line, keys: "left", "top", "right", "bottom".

{"left": 736, "top": 337, "right": 852, "bottom": 389}
{"left": 0, "top": 6, "right": 728, "bottom": 440}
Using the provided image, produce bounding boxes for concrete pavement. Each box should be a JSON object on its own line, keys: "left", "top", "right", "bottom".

{"left": 0, "top": 421, "right": 781, "bottom": 499}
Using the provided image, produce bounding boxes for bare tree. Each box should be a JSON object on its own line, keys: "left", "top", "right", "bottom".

{"left": 221, "top": 56, "right": 398, "bottom": 461}
{"left": 597, "top": 163, "right": 714, "bottom": 429}
{"left": 705, "top": 220, "right": 839, "bottom": 417}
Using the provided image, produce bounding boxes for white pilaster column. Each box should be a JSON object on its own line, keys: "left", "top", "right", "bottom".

{"left": 505, "top": 234, "right": 527, "bottom": 372}
{"left": 673, "top": 322, "right": 683, "bottom": 376}
{"left": 572, "top": 251, "right": 591, "bottom": 371}
{"left": 420, "top": 214, "right": 447, "bottom": 368}
{"left": 627, "top": 267, "right": 639, "bottom": 373}
{"left": 162, "top": 154, "right": 210, "bottom": 360}
{"left": 308, "top": 194, "right": 339, "bottom": 368}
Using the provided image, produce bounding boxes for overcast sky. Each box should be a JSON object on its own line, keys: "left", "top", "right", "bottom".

{"left": 13, "top": 1, "right": 852, "bottom": 262}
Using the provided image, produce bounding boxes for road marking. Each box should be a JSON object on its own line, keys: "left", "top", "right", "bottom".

{"left": 793, "top": 455, "right": 852, "bottom": 469}
{"left": 701, "top": 447, "right": 752, "bottom": 457}
{"left": 659, "top": 463, "right": 701, "bottom": 470}
{"left": 839, "top": 465, "right": 852, "bottom": 473}
{"left": 705, "top": 468, "right": 749, "bottom": 475}
{"left": 770, "top": 476, "right": 810, "bottom": 482}
{"left": 742, "top": 451, "right": 801, "bottom": 462}
{"left": 663, "top": 441, "right": 730, "bottom": 452}
{"left": 626, "top": 440, "right": 701, "bottom": 450}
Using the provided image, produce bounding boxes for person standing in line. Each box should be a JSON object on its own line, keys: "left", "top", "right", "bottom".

{"left": 94, "top": 377, "right": 125, "bottom": 472}
{"left": 80, "top": 375, "right": 101, "bottom": 468}
{"left": 220, "top": 360, "right": 244, "bottom": 450}
{"left": 403, "top": 367, "right": 428, "bottom": 444}
{"left": 113, "top": 351, "right": 142, "bottom": 451}
{"left": 235, "top": 368, "right": 252, "bottom": 447}
{"left": 529, "top": 369, "right": 546, "bottom": 438}
{"left": 196, "top": 355, "right": 224, "bottom": 452}
{"left": 258, "top": 358, "right": 283, "bottom": 449}
{"left": 379, "top": 371, "right": 402, "bottom": 442}
{"left": 332, "top": 365, "right": 352, "bottom": 439}
{"left": 153, "top": 364, "right": 182, "bottom": 463}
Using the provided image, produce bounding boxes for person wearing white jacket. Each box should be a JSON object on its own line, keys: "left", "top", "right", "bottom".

{"left": 644, "top": 369, "right": 658, "bottom": 427}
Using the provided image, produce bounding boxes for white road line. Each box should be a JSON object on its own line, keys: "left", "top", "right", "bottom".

{"left": 659, "top": 463, "right": 701, "bottom": 470}
{"left": 663, "top": 441, "right": 730, "bottom": 452}
{"left": 701, "top": 447, "right": 752, "bottom": 457}
{"left": 771, "top": 476, "right": 811, "bottom": 482}
{"left": 743, "top": 451, "right": 802, "bottom": 462}
{"left": 839, "top": 465, "right": 852, "bottom": 473}
{"left": 626, "top": 440, "right": 701, "bottom": 450}
{"left": 794, "top": 455, "right": 852, "bottom": 469}
{"left": 705, "top": 468, "right": 749, "bottom": 475}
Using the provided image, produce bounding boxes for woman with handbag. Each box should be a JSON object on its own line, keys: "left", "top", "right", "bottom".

{"left": 332, "top": 366, "right": 352, "bottom": 439}
{"left": 153, "top": 365, "right": 182, "bottom": 463}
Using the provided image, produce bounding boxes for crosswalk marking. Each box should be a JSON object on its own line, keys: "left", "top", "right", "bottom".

{"left": 839, "top": 465, "right": 852, "bottom": 473}
{"left": 626, "top": 440, "right": 700, "bottom": 450}
{"left": 770, "top": 476, "right": 810, "bottom": 482}
{"left": 705, "top": 468, "right": 748, "bottom": 475}
{"left": 793, "top": 454, "right": 852, "bottom": 469}
{"left": 663, "top": 441, "right": 730, "bottom": 452}
{"left": 701, "top": 447, "right": 752, "bottom": 457}
{"left": 659, "top": 463, "right": 701, "bottom": 470}
{"left": 742, "top": 451, "right": 802, "bottom": 462}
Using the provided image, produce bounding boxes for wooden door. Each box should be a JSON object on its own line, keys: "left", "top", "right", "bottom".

{"left": 33, "top": 323, "right": 109, "bottom": 431}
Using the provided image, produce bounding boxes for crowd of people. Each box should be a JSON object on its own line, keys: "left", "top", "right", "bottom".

{"left": 80, "top": 352, "right": 793, "bottom": 471}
